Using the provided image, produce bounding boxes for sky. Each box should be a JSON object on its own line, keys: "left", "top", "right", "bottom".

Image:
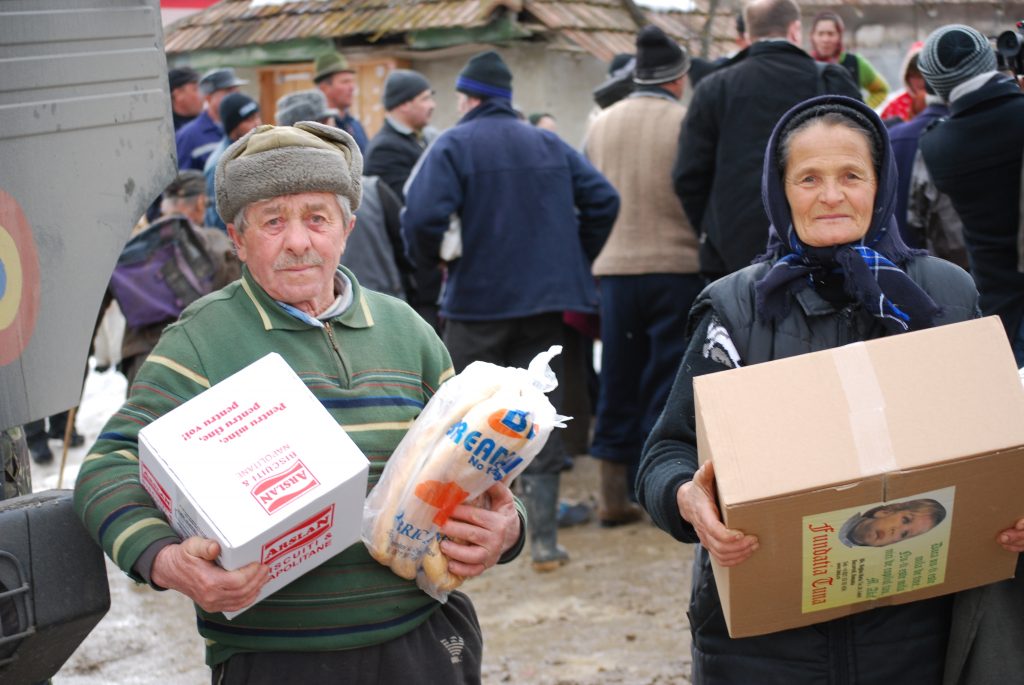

{"left": 636, "top": 0, "right": 697, "bottom": 10}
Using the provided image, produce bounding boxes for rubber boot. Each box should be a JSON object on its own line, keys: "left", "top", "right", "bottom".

{"left": 520, "top": 473, "right": 570, "bottom": 572}
{"left": 597, "top": 460, "right": 643, "bottom": 527}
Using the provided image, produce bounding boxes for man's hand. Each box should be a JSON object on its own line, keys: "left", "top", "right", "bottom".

{"left": 438, "top": 481, "right": 521, "bottom": 578}
{"left": 677, "top": 461, "right": 758, "bottom": 567}
{"left": 998, "top": 517, "right": 1024, "bottom": 553}
{"left": 150, "top": 537, "right": 270, "bottom": 613}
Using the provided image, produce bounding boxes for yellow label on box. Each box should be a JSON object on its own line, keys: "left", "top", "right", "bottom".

{"left": 801, "top": 486, "right": 954, "bottom": 613}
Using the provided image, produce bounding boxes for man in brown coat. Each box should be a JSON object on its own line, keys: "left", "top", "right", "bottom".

{"left": 583, "top": 26, "right": 702, "bottom": 525}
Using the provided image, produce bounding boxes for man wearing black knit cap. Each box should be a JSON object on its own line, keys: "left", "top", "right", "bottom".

{"left": 365, "top": 69, "right": 440, "bottom": 328}
{"left": 672, "top": 0, "right": 860, "bottom": 280}
{"left": 917, "top": 25, "right": 1024, "bottom": 365}
{"left": 584, "top": 25, "right": 702, "bottom": 528}
{"left": 403, "top": 49, "right": 620, "bottom": 574}
{"left": 365, "top": 70, "right": 436, "bottom": 201}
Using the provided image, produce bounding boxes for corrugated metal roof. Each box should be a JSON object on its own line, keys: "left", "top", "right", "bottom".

{"left": 165, "top": 0, "right": 736, "bottom": 59}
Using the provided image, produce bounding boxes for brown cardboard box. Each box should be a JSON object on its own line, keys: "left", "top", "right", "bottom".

{"left": 694, "top": 316, "right": 1024, "bottom": 638}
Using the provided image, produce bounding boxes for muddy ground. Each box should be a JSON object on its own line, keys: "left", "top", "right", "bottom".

{"left": 35, "top": 366, "right": 695, "bottom": 684}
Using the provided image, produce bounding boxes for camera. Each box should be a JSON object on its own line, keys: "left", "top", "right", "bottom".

{"left": 996, "top": 21, "right": 1024, "bottom": 75}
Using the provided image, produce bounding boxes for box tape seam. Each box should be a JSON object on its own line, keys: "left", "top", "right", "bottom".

{"left": 833, "top": 342, "right": 897, "bottom": 482}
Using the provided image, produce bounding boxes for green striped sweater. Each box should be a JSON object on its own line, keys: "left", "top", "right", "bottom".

{"left": 75, "top": 266, "right": 463, "bottom": 666}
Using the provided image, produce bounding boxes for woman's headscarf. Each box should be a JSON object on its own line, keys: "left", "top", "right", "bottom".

{"left": 755, "top": 95, "right": 941, "bottom": 333}
{"left": 810, "top": 11, "right": 845, "bottom": 63}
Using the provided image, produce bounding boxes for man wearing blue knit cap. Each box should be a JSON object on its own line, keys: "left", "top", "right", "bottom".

{"left": 403, "top": 49, "right": 620, "bottom": 574}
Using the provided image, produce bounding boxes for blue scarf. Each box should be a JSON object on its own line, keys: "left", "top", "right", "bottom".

{"left": 754, "top": 96, "right": 941, "bottom": 333}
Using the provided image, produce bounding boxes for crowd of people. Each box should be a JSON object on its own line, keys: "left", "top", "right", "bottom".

{"left": 0, "top": 0, "right": 1015, "bottom": 682}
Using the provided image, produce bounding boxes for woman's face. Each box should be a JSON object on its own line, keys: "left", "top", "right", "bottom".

{"left": 784, "top": 122, "right": 877, "bottom": 248}
{"left": 811, "top": 20, "right": 841, "bottom": 58}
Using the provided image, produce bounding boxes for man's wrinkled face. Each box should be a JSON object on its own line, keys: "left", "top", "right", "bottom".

{"left": 228, "top": 192, "right": 355, "bottom": 316}
{"left": 320, "top": 72, "right": 357, "bottom": 111}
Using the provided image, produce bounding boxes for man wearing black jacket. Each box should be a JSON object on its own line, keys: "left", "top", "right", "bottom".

{"left": 365, "top": 70, "right": 436, "bottom": 200}
{"left": 917, "top": 24, "right": 1024, "bottom": 364}
{"left": 672, "top": 0, "right": 860, "bottom": 279}
{"left": 365, "top": 70, "right": 441, "bottom": 329}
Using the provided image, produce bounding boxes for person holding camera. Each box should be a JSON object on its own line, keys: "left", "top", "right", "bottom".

{"left": 915, "top": 23, "right": 1024, "bottom": 685}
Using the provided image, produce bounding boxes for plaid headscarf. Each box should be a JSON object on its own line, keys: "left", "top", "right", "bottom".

{"left": 754, "top": 95, "right": 941, "bottom": 334}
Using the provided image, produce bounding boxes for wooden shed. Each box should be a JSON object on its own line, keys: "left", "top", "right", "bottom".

{"left": 163, "top": 0, "right": 737, "bottom": 146}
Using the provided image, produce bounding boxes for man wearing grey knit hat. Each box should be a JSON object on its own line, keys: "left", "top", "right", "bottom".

{"left": 917, "top": 24, "right": 1024, "bottom": 364}
{"left": 918, "top": 42, "right": 1024, "bottom": 676}
{"left": 76, "top": 120, "right": 526, "bottom": 682}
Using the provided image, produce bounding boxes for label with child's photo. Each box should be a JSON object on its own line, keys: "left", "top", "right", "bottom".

{"left": 800, "top": 486, "right": 955, "bottom": 613}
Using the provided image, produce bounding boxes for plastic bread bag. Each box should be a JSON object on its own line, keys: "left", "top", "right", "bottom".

{"left": 362, "top": 345, "right": 567, "bottom": 601}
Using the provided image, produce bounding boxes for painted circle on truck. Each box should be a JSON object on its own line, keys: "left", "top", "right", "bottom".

{"left": 0, "top": 188, "right": 40, "bottom": 366}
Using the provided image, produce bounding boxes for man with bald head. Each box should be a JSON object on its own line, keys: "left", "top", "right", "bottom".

{"left": 672, "top": 0, "right": 860, "bottom": 280}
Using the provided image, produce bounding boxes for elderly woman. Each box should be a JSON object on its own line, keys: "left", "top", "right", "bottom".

{"left": 637, "top": 95, "right": 1024, "bottom": 683}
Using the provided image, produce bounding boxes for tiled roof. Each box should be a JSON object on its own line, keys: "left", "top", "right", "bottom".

{"left": 164, "top": 0, "right": 738, "bottom": 61}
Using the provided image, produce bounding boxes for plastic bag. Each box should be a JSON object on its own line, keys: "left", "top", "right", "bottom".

{"left": 362, "top": 346, "right": 567, "bottom": 601}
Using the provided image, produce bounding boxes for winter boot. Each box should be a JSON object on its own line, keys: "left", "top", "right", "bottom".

{"left": 597, "top": 460, "right": 643, "bottom": 527}
{"left": 24, "top": 420, "right": 53, "bottom": 465}
{"left": 520, "top": 473, "right": 570, "bottom": 572}
{"left": 48, "top": 410, "right": 84, "bottom": 447}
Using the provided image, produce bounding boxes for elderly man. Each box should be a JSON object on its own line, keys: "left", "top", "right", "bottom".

{"left": 76, "top": 122, "right": 524, "bottom": 683}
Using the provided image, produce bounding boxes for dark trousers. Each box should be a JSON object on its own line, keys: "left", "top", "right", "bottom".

{"left": 443, "top": 312, "right": 566, "bottom": 474}
{"left": 212, "top": 592, "right": 482, "bottom": 685}
{"left": 591, "top": 274, "right": 704, "bottom": 486}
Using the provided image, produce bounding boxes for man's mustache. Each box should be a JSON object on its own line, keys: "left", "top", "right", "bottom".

{"left": 274, "top": 251, "right": 324, "bottom": 270}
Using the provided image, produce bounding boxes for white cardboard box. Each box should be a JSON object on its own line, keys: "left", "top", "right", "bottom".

{"left": 139, "top": 352, "right": 370, "bottom": 618}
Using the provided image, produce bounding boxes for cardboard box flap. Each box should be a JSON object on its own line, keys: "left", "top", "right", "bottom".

{"left": 696, "top": 317, "right": 1024, "bottom": 507}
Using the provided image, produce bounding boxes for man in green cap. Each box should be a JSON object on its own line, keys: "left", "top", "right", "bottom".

{"left": 314, "top": 51, "right": 369, "bottom": 152}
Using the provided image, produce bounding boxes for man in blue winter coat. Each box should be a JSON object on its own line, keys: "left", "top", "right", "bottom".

{"left": 402, "top": 50, "right": 620, "bottom": 574}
